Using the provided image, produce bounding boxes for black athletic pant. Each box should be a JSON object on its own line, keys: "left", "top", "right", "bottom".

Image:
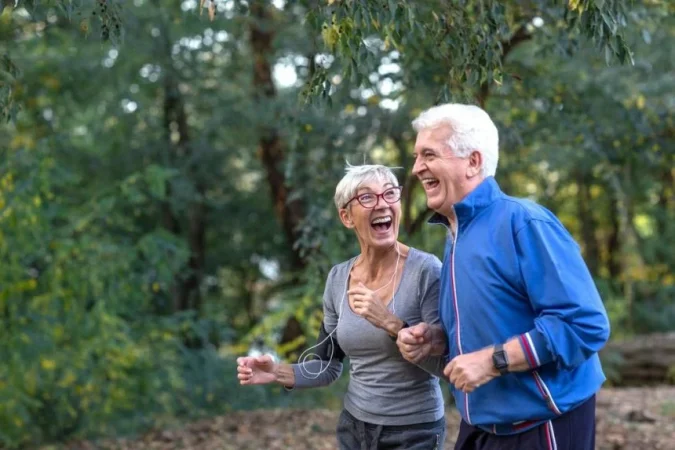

{"left": 454, "top": 395, "right": 596, "bottom": 450}
{"left": 337, "top": 409, "right": 446, "bottom": 450}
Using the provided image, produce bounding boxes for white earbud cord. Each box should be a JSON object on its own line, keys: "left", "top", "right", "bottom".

{"left": 297, "top": 244, "right": 401, "bottom": 379}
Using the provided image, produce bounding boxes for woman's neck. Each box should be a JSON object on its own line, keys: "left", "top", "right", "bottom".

{"left": 354, "top": 242, "right": 400, "bottom": 281}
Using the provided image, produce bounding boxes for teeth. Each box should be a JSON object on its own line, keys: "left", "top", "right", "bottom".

{"left": 422, "top": 178, "right": 438, "bottom": 186}
{"left": 371, "top": 216, "right": 392, "bottom": 225}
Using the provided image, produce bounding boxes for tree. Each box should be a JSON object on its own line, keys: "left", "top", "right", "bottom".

{"left": 307, "top": 0, "right": 637, "bottom": 103}
{"left": 0, "top": 1, "right": 673, "bottom": 446}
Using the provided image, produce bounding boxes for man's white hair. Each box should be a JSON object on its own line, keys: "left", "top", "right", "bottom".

{"left": 334, "top": 163, "right": 400, "bottom": 210}
{"left": 412, "top": 103, "right": 499, "bottom": 177}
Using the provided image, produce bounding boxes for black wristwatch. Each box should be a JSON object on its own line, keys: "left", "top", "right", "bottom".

{"left": 389, "top": 320, "right": 409, "bottom": 341}
{"left": 492, "top": 343, "right": 509, "bottom": 375}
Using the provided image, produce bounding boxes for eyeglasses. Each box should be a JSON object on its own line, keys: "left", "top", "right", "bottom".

{"left": 342, "top": 186, "right": 402, "bottom": 209}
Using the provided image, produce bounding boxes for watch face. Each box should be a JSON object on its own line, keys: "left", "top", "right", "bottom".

{"left": 493, "top": 351, "right": 508, "bottom": 370}
{"left": 492, "top": 344, "right": 508, "bottom": 374}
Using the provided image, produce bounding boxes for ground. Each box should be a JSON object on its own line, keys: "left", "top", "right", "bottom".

{"left": 57, "top": 387, "right": 675, "bottom": 449}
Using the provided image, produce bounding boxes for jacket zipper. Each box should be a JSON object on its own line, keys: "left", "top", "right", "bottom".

{"left": 450, "top": 208, "right": 471, "bottom": 424}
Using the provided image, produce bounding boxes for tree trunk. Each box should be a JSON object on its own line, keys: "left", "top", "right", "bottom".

{"left": 250, "top": 0, "right": 307, "bottom": 358}
{"left": 149, "top": 0, "right": 208, "bottom": 316}
{"left": 576, "top": 171, "right": 600, "bottom": 276}
{"left": 279, "top": 316, "right": 305, "bottom": 361}
{"left": 655, "top": 166, "right": 674, "bottom": 264}
{"left": 162, "top": 60, "right": 206, "bottom": 314}
{"left": 602, "top": 333, "right": 675, "bottom": 386}
{"left": 250, "top": 0, "right": 306, "bottom": 272}
{"left": 390, "top": 134, "right": 431, "bottom": 236}
{"left": 607, "top": 194, "right": 622, "bottom": 280}
{"left": 604, "top": 171, "right": 642, "bottom": 332}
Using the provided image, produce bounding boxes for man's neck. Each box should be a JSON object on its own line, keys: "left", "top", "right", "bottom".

{"left": 439, "top": 209, "right": 458, "bottom": 237}
{"left": 441, "top": 175, "right": 487, "bottom": 233}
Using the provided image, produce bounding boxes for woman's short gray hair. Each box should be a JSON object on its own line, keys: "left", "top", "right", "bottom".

{"left": 412, "top": 103, "right": 499, "bottom": 177}
{"left": 334, "top": 163, "right": 400, "bottom": 210}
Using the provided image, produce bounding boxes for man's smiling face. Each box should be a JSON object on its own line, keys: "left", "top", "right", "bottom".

{"left": 412, "top": 125, "right": 474, "bottom": 217}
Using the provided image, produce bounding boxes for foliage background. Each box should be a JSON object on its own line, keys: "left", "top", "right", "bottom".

{"left": 0, "top": 0, "right": 673, "bottom": 448}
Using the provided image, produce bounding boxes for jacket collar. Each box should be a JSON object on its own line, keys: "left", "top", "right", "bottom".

{"left": 428, "top": 176, "right": 503, "bottom": 228}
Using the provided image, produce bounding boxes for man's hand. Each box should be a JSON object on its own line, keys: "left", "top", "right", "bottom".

{"left": 348, "top": 282, "right": 397, "bottom": 331}
{"left": 444, "top": 347, "right": 499, "bottom": 393}
{"left": 397, "top": 323, "right": 433, "bottom": 364}
{"left": 237, "top": 355, "right": 277, "bottom": 385}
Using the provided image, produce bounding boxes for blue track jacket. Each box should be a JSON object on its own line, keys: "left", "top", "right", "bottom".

{"left": 430, "top": 177, "right": 610, "bottom": 434}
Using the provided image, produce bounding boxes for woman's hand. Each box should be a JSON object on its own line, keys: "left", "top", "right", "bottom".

{"left": 237, "top": 355, "right": 277, "bottom": 385}
{"left": 348, "top": 282, "right": 400, "bottom": 334}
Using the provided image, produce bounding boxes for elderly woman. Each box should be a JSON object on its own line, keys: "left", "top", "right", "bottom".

{"left": 237, "top": 164, "right": 447, "bottom": 449}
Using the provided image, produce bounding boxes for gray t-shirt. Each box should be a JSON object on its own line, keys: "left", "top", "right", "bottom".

{"left": 292, "top": 247, "right": 445, "bottom": 426}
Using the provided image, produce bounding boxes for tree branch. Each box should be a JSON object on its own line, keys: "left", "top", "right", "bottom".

{"left": 477, "top": 25, "right": 532, "bottom": 108}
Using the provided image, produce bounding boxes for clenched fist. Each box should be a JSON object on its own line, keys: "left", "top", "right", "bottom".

{"left": 443, "top": 348, "right": 499, "bottom": 393}
{"left": 237, "top": 355, "right": 277, "bottom": 385}
{"left": 396, "top": 323, "right": 433, "bottom": 364}
{"left": 348, "top": 282, "right": 394, "bottom": 330}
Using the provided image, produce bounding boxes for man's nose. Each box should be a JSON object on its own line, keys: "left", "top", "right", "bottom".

{"left": 412, "top": 158, "right": 424, "bottom": 176}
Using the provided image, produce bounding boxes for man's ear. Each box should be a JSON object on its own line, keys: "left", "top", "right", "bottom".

{"left": 339, "top": 208, "right": 354, "bottom": 229}
{"left": 467, "top": 150, "right": 483, "bottom": 178}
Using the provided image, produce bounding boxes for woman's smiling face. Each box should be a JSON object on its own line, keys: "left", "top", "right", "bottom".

{"left": 340, "top": 180, "right": 402, "bottom": 250}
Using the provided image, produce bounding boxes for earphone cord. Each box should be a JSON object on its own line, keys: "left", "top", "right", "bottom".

{"left": 297, "top": 244, "right": 400, "bottom": 378}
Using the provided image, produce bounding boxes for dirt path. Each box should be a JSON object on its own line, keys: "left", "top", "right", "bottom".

{"left": 58, "top": 387, "right": 675, "bottom": 449}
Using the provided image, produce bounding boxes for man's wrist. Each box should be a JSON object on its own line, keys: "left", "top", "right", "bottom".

{"left": 491, "top": 343, "right": 510, "bottom": 376}
{"left": 477, "top": 347, "right": 500, "bottom": 378}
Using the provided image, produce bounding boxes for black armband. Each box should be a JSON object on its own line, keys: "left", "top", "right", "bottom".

{"left": 315, "top": 323, "right": 345, "bottom": 362}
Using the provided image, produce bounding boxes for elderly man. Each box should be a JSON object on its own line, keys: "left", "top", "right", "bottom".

{"left": 397, "top": 103, "right": 610, "bottom": 450}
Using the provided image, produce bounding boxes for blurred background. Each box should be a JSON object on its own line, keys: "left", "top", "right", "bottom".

{"left": 0, "top": 0, "right": 673, "bottom": 448}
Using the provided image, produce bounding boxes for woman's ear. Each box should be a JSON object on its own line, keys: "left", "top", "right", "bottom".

{"left": 339, "top": 208, "right": 354, "bottom": 229}
{"left": 467, "top": 150, "right": 483, "bottom": 178}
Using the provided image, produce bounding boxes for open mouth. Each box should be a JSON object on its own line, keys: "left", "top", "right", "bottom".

{"left": 371, "top": 215, "right": 393, "bottom": 232}
{"left": 421, "top": 177, "right": 439, "bottom": 190}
